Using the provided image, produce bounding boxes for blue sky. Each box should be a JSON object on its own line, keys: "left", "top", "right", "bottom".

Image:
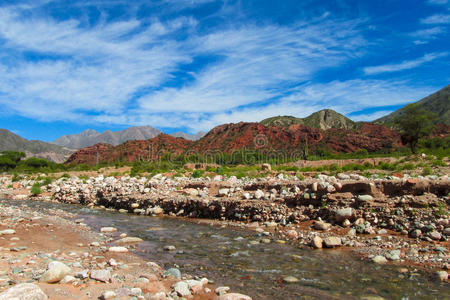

{"left": 0, "top": 0, "right": 449, "bottom": 141}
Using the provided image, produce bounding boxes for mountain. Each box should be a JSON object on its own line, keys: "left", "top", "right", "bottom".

{"left": 68, "top": 122, "right": 403, "bottom": 165}
{"left": 66, "top": 134, "right": 193, "bottom": 165}
{"left": 261, "top": 109, "right": 357, "bottom": 130}
{"left": 170, "top": 131, "right": 206, "bottom": 141}
{"left": 53, "top": 126, "right": 163, "bottom": 149}
{"left": 0, "top": 129, "right": 74, "bottom": 163}
{"left": 376, "top": 85, "right": 450, "bottom": 125}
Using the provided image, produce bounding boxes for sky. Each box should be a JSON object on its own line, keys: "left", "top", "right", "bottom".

{"left": 0, "top": 0, "right": 449, "bottom": 141}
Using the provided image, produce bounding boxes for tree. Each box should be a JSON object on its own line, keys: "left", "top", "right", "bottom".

{"left": 395, "top": 104, "right": 436, "bottom": 154}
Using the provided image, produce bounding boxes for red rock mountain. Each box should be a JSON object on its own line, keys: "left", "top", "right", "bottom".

{"left": 67, "top": 122, "right": 403, "bottom": 165}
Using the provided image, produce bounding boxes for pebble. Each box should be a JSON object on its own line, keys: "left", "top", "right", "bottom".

{"left": 100, "top": 227, "right": 117, "bottom": 233}
{"left": 163, "top": 268, "right": 181, "bottom": 279}
{"left": 282, "top": 276, "right": 299, "bottom": 283}
{"left": 90, "top": 269, "right": 112, "bottom": 283}
{"left": 435, "top": 271, "right": 448, "bottom": 282}
{"left": 372, "top": 256, "right": 388, "bottom": 264}
{"left": 108, "top": 246, "right": 128, "bottom": 253}
{"left": 173, "top": 281, "right": 191, "bottom": 297}
{"left": 311, "top": 236, "right": 323, "bottom": 249}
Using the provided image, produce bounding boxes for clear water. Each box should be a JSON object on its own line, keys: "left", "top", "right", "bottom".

{"left": 3, "top": 199, "right": 449, "bottom": 300}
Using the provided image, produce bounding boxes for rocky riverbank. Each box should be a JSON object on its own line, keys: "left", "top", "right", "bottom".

{"left": 0, "top": 201, "right": 252, "bottom": 299}
{"left": 0, "top": 172, "right": 449, "bottom": 283}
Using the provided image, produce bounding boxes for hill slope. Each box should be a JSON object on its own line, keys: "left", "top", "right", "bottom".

{"left": 68, "top": 122, "right": 403, "bottom": 165}
{"left": 261, "top": 109, "right": 357, "bottom": 130}
{"left": 0, "top": 129, "right": 74, "bottom": 163}
{"left": 376, "top": 85, "right": 450, "bottom": 125}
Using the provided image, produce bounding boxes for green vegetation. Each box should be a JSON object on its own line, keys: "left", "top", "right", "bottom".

{"left": 395, "top": 104, "right": 436, "bottom": 153}
{"left": 376, "top": 84, "right": 449, "bottom": 126}
{"left": 30, "top": 182, "right": 42, "bottom": 195}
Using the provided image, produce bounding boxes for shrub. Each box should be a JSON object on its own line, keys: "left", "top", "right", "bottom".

{"left": 422, "top": 167, "right": 432, "bottom": 176}
{"left": 31, "top": 182, "right": 42, "bottom": 195}
{"left": 191, "top": 170, "right": 204, "bottom": 178}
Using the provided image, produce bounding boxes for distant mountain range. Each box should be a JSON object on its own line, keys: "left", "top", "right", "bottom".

{"left": 52, "top": 126, "right": 206, "bottom": 149}
{"left": 261, "top": 109, "right": 357, "bottom": 130}
{"left": 0, "top": 129, "right": 74, "bottom": 163}
{"left": 2, "top": 85, "right": 449, "bottom": 163}
{"left": 376, "top": 84, "right": 449, "bottom": 126}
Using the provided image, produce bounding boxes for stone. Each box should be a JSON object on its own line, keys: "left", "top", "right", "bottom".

{"left": 60, "top": 275, "right": 77, "bottom": 284}
{"left": 115, "top": 237, "right": 143, "bottom": 244}
{"left": 323, "top": 237, "right": 342, "bottom": 248}
{"left": 149, "top": 292, "right": 169, "bottom": 300}
{"left": 163, "top": 268, "right": 181, "bottom": 279}
{"left": 0, "top": 283, "right": 47, "bottom": 300}
{"left": 357, "top": 194, "right": 373, "bottom": 202}
{"left": 429, "top": 231, "right": 442, "bottom": 240}
{"left": 334, "top": 208, "right": 353, "bottom": 222}
{"left": 311, "top": 236, "right": 323, "bottom": 249}
{"left": 100, "top": 291, "right": 116, "bottom": 300}
{"left": 434, "top": 271, "right": 448, "bottom": 282}
{"left": 173, "top": 281, "right": 191, "bottom": 297}
{"left": 372, "top": 255, "right": 387, "bottom": 264}
{"left": 261, "top": 163, "right": 271, "bottom": 171}
{"left": 90, "top": 269, "right": 112, "bottom": 283}
{"left": 163, "top": 245, "right": 176, "bottom": 251}
{"left": 386, "top": 250, "right": 401, "bottom": 261}
{"left": 40, "top": 261, "right": 72, "bottom": 283}
{"left": 108, "top": 246, "right": 128, "bottom": 253}
{"left": 0, "top": 229, "right": 15, "bottom": 235}
{"left": 286, "top": 230, "right": 298, "bottom": 239}
{"left": 218, "top": 188, "right": 229, "bottom": 196}
{"left": 215, "top": 286, "right": 230, "bottom": 296}
{"left": 282, "top": 276, "right": 299, "bottom": 283}
{"left": 100, "top": 227, "right": 117, "bottom": 233}
{"left": 214, "top": 293, "right": 252, "bottom": 300}
{"left": 314, "top": 221, "right": 331, "bottom": 231}
{"left": 254, "top": 189, "right": 264, "bottom": 200}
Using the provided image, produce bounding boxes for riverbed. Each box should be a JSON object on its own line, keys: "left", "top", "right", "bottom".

{"left": 2, "top": 199, "right": 448, "bottom": 300}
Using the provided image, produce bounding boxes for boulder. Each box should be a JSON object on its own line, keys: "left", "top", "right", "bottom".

{"left": 323, "top": 237, "right": 342, "bottom": 248}
{"left": 40, "top": 261, "right": 72, "bottom": 283}
{"left": 0, "top": 283, "right": 47, "bottom": 300}
{"left": 214, "top": 293, "right": 252, "bottom": 300}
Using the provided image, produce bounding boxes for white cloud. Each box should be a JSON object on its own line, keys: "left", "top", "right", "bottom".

{"left": 138, "top": 20, "right": 366, "bottom": 113}
{"left": 421, "top": 14, "right": 450, "bottom": 24}
{"left": 350, "top": 110, "right": 395, "bottom": 122}
{"left": 278, "top": 79, "right": 434, "bottom": 115}
{"left": 363, "top": 52, "right": 447, "bottom": 75}
{"left": 427, "top": 0, "right": 449, "bottom": 5}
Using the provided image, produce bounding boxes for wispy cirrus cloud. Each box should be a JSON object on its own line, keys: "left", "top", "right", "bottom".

{"left": 427, "top": 0, "right": 449, "bottom": 5}
{"left": 0, "top": 0, "right": 447, "bottom": 136}
{"left": 421, "top": 14, "right": 450, "bottom": 24}
{"left": 363, "top": 53, "right": 448, "bottom": 75}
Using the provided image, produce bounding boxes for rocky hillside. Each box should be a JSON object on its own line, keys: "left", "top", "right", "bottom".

{"left": 0, "top": 129, "right": 74, "bottom": 163}
{"left": 68, "top": 123, "right": 402, "bottom": 165}
{"left": 192, "top": 122, "right": 401, "bottom": 153}
{"left": 376, "top": 84, "right": 450, "bottom": 125}
{"left": 261, "top": 109, "right": 357, "bottom": 130}
{"left": 170, "top": 131, "right": 206, "bottom": 141}
{"left": 53, "top": 126, "right": 163, "bottom": 149}
{"left": 66, "top": 134, "right": 193, "bottom": 165}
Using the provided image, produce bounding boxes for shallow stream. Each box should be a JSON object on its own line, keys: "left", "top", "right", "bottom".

{"left": 3, "top": 199, "right": 449, "bottom": 299}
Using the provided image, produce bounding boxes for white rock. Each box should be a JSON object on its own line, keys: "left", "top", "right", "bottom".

{"left": 108, "top": 246, "right": 128, "bottom": 253}
{"left": 0, "top": 283, "right": 48, "bottom": 300}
